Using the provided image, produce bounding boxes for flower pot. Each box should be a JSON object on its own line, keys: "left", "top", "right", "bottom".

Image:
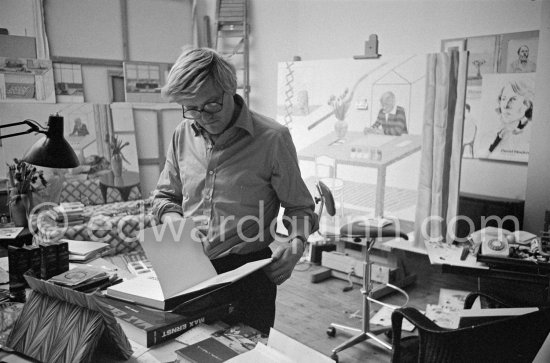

{"left": 9, "top": 192, "right": 32, "bottom": 227}
{"left": 111, "top": 154, "right": 123, "bottom": 177}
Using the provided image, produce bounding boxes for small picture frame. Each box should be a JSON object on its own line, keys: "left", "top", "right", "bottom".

{"left": 497, "top": 30, "right": 539, "bottom": 73}
{"left": 441, "top": 38, "right": 466, "bottom": 52}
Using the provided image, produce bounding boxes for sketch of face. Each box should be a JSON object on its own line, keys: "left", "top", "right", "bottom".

{"left": 518, "top": 46, "right": 529, "bottom": 62}
{"left": 498, "top": 84, "right": 528, "bottom": 125}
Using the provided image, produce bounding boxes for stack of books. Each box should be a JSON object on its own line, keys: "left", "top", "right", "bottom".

{"left": 54, "top": 202, "right": 86, "bottom": 227}
{"left": 48, "top": 266, "right": 119, "bottom": 293}
{"left": 62, "top": 239, "right": 111, "bottom": 262}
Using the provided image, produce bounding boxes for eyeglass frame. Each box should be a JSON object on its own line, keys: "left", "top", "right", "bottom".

{"left": 181, "top": 92, "right": 225, "bottom": 120}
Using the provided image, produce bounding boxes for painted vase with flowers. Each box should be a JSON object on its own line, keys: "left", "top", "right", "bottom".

{"left": 109, "top": 135, "right": 130, "bottom": 177}
{"left": 7, "top": 158, "right": 47, "bottom": 227}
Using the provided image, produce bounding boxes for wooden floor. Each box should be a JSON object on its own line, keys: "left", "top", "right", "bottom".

{"left": 273, "top": 248, "right": 478, "bottom": 363}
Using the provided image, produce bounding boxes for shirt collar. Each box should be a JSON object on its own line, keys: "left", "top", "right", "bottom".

{"left": 232, "top": 94, "right": 255, "bottom": 137}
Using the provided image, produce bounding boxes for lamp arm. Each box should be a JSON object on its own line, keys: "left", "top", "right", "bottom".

{"left": 0, "top": 119, "right": 47, "bottom": 140}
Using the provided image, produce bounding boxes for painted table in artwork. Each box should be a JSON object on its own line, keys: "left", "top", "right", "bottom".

{"left": 298, "top": 131, "right": 422, "bottom": 217}
{"left": 98, "top": 171, "right": 141, "bottom": 202}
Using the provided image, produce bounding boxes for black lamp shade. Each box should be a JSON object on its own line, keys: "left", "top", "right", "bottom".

{"left": 23, "top": 115, "right": 80, "bottom": 168}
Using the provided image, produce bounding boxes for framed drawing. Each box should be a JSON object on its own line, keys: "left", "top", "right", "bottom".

{"left": 53, "top": 63, "right": 84, "bottom": 103}
{"left": 466, "top": 35, "right": 498, "bottom": 81}
{"left": 474, "top": 73, "right": 535, "bottom": 163}
{"left": 0, "top": 57, "right": 56, "bottom": 103}
{"left": 497, "top": 30, "right": 539, "bottom": 74}
{"left": 123, "top": 61, "right": 172, "bottom": 103}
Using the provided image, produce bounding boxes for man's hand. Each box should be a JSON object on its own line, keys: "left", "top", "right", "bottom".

{"left": 161, "top": 212, "right": 184, "bottom": 224}
{"left": 264, "top": 238, "right": 305, "bottom": 285}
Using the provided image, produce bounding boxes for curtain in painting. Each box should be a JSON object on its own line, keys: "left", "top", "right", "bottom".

{"left": 414, "top": 50, "right": 468, "bottom": 247}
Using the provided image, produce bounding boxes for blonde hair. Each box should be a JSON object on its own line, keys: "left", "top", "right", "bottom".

{"left": 161, "top": 47, "right": 237, "bottom": 101}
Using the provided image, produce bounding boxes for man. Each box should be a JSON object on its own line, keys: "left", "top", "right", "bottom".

{"left": 152, "top": 47, "right": 318, "bottom": 333}
{"left": 508, "top": 45, "right": 536, "bottom": 73}
{"left": 364, "top": 91, "right": 408, "bottom": 136}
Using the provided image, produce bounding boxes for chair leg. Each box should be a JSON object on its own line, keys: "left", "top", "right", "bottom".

{"left": 328, "top": 237, "right": 395, "bottom": 360}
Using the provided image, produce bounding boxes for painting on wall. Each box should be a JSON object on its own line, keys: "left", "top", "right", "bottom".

{"left": 123, "top": 61, "right": 172, "bottom": 103}
{"left": 0, "top": 57, "right": 55, "bottom": 103}
{"left": 465, "top": 35, "right": 498, "bottom": 83}
{"left": 474, "top": 73, "right": 535, "bottom": 163}
{"left": 276, "top": 55, "right": 427, "bottom": 222}
{"left": 442, "top": 30, "right": 539, "bottom": 161}
{"left": 53, "top": 63, "right": 84, "bottom": 103}
{"left": 498, "top": 31, "right": 539, "bottom": 74}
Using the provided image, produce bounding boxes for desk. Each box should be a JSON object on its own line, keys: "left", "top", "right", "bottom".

{"left": 0, "top": 228, "right": 33, "bottom": 253}
{"left": 99, "top": 171, "right": 141, "bottom": 202}
{"left": 298, "top": 132, "right": 422, "bottom": 217}
{"left": 423, "top": 241, "right": 550, "bottom": 306}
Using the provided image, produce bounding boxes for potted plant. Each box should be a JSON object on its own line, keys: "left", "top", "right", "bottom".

{"left": 7, "top": 158, "right": 47, "bottom": 226}
{"left": 109, "top": 135, "right": 130, "bottom": 177}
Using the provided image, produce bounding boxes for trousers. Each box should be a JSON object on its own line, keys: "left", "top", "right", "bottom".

{"left": 211, "top": 247, "right": 276, "bottom": 334}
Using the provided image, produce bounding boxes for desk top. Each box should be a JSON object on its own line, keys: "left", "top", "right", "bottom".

{"left": 298, "top": 131, "right": 422, "bottom": 168}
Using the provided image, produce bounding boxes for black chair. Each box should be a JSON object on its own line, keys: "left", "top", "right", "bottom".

{"left": 391, "top": 292, "right": 550, "bottom": 363}
{"left": 314, "top": 181, "right": 409, "bottom": 361}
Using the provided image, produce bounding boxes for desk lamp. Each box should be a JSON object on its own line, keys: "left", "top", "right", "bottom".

{"left": 0, "top": 114, "right": 79, "bottom": 168}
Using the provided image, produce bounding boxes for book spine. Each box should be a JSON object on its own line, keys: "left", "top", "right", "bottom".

{"left": 8, "top": 246, "right": 30, "bottom": 301}
{"left": 40, "top": 243, "right": 59, "bottom": 280}
{"left": 24, "top": 245, "right": 41, "bottom": 275}
{"left": 149, "top": 302, "right": 236, "bottom": 347}
{"left": 56, "top": 241, "right": 69, "bottom": 274}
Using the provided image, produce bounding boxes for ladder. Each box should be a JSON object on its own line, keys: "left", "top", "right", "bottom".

{"left": 215, "top": 0, "right": 250, "bottom": 104}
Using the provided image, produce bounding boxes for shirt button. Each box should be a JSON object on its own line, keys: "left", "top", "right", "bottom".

{"left": 208, "top": 170, "right": 214, "bottom": 175}
{"left": 205, "top": 195, "right": 210, "bottom": 200}
{"left": 203, "top": 220, "right": 209, "bottom": 225}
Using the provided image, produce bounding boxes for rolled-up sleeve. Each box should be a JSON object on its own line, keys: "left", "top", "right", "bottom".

{"left": 152, "top": 131, "right": 184, "bottom": 220}
{"left": 271, "top": 128, "right": 319, "bottom": 238}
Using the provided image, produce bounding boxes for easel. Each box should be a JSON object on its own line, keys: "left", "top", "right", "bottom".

{"left": 6, "top": 274, "right": 133, "bottom": 363}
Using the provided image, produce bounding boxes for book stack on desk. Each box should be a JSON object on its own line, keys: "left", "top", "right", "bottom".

{"left": 53, "top": 202, "right": 86, "bottom": 226}
{"left": 101, "top": 297, "right": 238, "bottom": 348}
{"left": 63, "top": 239, "right": 111, "bottom": 262}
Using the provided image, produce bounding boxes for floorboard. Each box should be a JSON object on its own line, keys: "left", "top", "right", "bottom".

{"left": 273, "top": 247, "right": 478, "bottom": 363}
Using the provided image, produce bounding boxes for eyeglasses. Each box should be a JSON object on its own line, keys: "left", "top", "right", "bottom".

{"left": 182, "top": 93, "right": 224, "bottom": 119}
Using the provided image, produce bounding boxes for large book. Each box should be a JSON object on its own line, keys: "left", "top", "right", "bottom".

{"left": 106, "top": 220, "right": 272, "bottom": 310}
{"left": 101, "top": 297, "right": 238, "bottom": 348}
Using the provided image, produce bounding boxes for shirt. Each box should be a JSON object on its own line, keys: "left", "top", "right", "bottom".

{"left": 152, "top": 95, "right": 318, "bottom": 259}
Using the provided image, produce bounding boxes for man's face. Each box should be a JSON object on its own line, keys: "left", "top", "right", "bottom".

{"left": 518, "top": 46, "right": 529, "bottom": 62}
{"left": 499, "top": 84, "right": 527, "bottom": 124}
{"left": 175, "top": 78, "right": 234, "bottom": 135}
{"left": 381, "top": 96, "right": 394, "bottom": 114}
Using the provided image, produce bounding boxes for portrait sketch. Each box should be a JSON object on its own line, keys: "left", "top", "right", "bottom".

{"left": 474, "top": 73, "right": 535, "bottom": 163}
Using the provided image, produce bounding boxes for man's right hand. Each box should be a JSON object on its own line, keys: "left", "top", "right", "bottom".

{"left": 161, "top": 212, "right": 184, "bottom": 224}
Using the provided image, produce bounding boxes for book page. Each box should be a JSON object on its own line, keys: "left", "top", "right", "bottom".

{"left": 139, "top": 220, "right": 217, "bottom": 298}
{"left": 181, "top": 258, "right": 272, "bottom": 295}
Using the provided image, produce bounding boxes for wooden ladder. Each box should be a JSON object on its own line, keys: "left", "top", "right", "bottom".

{"left": 215, "top": 0, "right": 250, "bottom": 104}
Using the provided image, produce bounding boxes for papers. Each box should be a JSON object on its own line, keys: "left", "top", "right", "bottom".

{"left": 370, "top": 306, "right": 416, "bottom": 332}
{"left": 0, "top": 227, "right": 24, "bottom": 239}
{"left": 425, "top": 304, "right": 460, "bottom": 329}
{"left": 226, "top": 329, "right": 333, "bottom": 363}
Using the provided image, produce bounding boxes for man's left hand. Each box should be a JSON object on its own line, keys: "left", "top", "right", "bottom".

{"left": 264, "top": 238, "right": 305, "bottom": 285}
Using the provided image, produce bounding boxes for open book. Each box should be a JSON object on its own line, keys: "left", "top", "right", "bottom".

{"left": 106, "top": 220, "right": 272, "bottom": 310}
